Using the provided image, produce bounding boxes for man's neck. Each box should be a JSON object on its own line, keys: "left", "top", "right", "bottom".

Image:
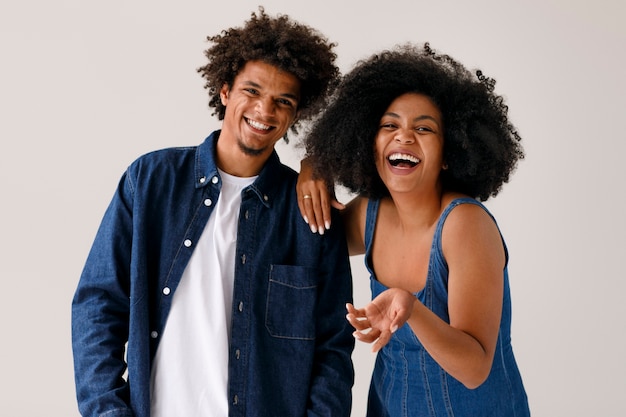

{"left": 215, "top": 140, "right": 271, "bottom": 178}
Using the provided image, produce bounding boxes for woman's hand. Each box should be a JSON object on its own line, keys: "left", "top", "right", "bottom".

{"left": 296, "top": 157, "right": 344, "bottom": 234}
{"left": 346, "top": 288, "right": 416, "bottom": 352}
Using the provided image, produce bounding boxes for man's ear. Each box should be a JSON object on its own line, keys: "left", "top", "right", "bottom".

{"left": 219, "top": 84, "right": 230, "bottom": 106}
{"left": 292, "top": 110, "right": 301, "bottom": 126}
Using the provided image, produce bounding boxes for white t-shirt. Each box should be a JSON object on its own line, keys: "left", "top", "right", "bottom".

{"left": 150, "top": 169, "right": 256, "bottom": 417}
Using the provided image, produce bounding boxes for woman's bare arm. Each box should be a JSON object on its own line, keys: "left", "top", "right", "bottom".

{"left": 347, "top": 204, "right": 505, "bottom": 388}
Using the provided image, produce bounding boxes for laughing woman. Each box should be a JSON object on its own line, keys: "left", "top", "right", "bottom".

{"left": 297, "top": 43, "right": 531, "bottom": 416}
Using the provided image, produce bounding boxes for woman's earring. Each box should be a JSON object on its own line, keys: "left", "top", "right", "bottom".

{"left": 442, "top": 163, "right": 449, "bottom": 170}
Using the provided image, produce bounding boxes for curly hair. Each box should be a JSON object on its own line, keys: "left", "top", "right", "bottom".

{"left": 305, "top": 43, "right": 524, "bottom": 201}
{"left": 197, "top": 7, "right": 339, "bottom": 142}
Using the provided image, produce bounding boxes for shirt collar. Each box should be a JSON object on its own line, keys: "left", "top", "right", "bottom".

{"left": 195, "top": 130, "right": 285, "bottom": 208}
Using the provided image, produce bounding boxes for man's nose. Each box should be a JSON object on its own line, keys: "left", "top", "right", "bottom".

{"left": 256, "top": 97, "right": 276, "bottom": 116}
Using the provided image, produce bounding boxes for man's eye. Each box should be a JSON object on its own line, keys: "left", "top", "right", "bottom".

{"left": 277, "top": 98, "right": 294, "bottom": 107}
{"left": 244, "top": 88, "right": 259, "bottom": 95}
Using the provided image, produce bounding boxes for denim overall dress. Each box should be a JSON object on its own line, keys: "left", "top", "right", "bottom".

{"left": 364, "top": 197, "right": 530, "bottom": 417}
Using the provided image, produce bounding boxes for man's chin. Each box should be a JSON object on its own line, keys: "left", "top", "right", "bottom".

{"left": 238, "top": 141, "right": 267, "bottom": 157}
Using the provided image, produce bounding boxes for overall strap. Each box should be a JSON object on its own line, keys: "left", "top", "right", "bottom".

{"left": 364, "top": 198, "right": 380, "bottom": 256}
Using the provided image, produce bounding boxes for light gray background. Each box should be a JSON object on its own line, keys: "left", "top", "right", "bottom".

{"left": 1, "top": 0, "right": 624, "bottom": 415}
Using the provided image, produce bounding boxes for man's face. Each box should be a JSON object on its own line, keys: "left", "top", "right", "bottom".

{"left": 218, "top": 60, "right": 301, "bottom": 171}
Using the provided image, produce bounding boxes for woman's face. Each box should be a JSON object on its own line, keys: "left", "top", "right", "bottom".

{"left": 374, "top": 92, "right": 445, "bottom": 195}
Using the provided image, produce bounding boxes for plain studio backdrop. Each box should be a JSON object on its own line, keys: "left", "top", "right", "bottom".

{"left": 1, "top": 0, "right": 624, "bottom": 415}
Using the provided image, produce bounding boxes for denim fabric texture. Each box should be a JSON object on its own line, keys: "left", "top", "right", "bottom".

{"left": 364, "top": 198, "right": 530, "bottom": 417}
{"left": 72, "top": 131, "right": 355, "bottom": 417}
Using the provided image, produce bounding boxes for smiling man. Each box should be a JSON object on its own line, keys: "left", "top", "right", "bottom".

{"left": 71, "top": 8, "right": 354, "bottom": 417}
{"left": 216, "top": 60, "right": 302, "bottom": 176}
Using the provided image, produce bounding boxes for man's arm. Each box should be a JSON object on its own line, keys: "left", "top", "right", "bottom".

{"left": 72, "top": 173, "right": 135, "bottom": 417}
{"left": 307, "top": 209, "right": 355, "bottom": 416}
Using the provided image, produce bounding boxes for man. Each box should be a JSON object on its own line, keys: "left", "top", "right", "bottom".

{"left": 72, "top": 8, "right": 354, "bottom": 417}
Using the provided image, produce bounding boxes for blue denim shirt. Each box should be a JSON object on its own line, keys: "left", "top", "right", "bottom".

{"left": 72, "top": 131, "right": 355, "bottom": 417}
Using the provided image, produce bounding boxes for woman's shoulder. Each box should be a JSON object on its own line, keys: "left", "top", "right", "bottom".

{"left": 439, "top": 193, "right": 498, "bottom": 234}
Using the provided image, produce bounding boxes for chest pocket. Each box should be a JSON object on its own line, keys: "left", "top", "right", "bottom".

{"left": 265, "top": 264, "right": 318, "bottom": 340}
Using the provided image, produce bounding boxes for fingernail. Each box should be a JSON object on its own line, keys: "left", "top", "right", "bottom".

{"left": 310, "top": 224, "right": 317, "bottom": 233}
{"left": 325, "top": 221, "right": 331, "bottom": 230}
{"left": 303, "top": 216, "right": 309, "bottom": 225}
{"left": 391, "top": 325, "right": 398, "bottom": 333}
{"left": 318, "top": 226, "right": 324, "bottom": 236}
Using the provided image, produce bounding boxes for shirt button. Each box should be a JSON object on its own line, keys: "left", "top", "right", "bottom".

{"left": 238, "top": 301, "right": 243, "bottom": 312}
{"left": 263, "top": 195, "right": 269, "bottom": 201}
{"left": 204, "top": 198, "right": 212, "bottom": 207}
{"left": 184, "top": 239, "right": 192, "bottom": 247}
{"left": 211, "top": 176, "right": 219, "bottom": 184}
{"left": 150, "top": 331, "right": 158, "bottom": 339}
{"left": 241, "top": 254, "right": 246, "bottom": 264}
{"left": 235, "top": 349, "right": 240, "bottom": 360}
{"left": 244, "top": 210, "right": 249, "bottom": 219}
{"left": 162, "top": 287, "right": 171, "bottom": 295}
{"left": 233, "top": 395, "right": 239, "bottom": 405}
{"left": 199, "top": 177, "right": 206, "bottom": 184}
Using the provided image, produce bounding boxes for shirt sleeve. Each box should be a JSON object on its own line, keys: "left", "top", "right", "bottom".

{"left": 307, "top": 209, "right": 355, "bottom": 417}
{"left": 71, "top": 170, "right": 135, "bottom": 417}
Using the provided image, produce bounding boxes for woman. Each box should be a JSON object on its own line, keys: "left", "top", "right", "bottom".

{"left": 297, "top": 43, "right": 530, "bottom": 416}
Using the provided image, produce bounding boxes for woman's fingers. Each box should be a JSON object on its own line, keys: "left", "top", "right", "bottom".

{"left": 299, "top": 189, "right": 319, "bottom": 233}
{"left": 372, "top": 329, "right": 393, "bottom": 352}
{"left": 346, "top": 312, "right": 370, "bottom": 331}
{"left": 354, "top": 328, "right": 381, "bottom": 344}
{"left": 297, "top": 157, "right": 332, "bottom": 234}
{"left": 297, "top": 184, "right": 331, "bottom": 234}
{"left": 346, "top": 303, "right": 370, "bottom": 330}
{"left": 347, "top": 301, "right": 401, "bottom": 350}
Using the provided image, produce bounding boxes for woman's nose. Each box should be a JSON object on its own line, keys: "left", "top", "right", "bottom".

{"left": 394, "top": 130, "right": 415, "bottom": 144}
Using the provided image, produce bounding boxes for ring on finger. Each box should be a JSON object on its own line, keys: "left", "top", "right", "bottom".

{"left": 303, "top": 195, "right": 312, "bottom": 199}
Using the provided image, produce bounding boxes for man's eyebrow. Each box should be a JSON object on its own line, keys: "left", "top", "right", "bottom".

{"left": 242, "top": 80, "right": 261, "bottom": 89}
{"left": 242, "top": 80, "right": 300, "bottom": 101}
{"left": 279, "top": 92, "right": 300, "bottom": 101}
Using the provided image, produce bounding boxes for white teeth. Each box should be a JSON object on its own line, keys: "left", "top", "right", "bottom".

{"left": 247, "top": 119, "right": 271, "bottom": 130}
{"left": 388, "top": 153, "right": 420, "bottom": 163}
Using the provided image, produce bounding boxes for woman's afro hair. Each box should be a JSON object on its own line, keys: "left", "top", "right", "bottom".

{"left": 197, "top": 7, "right": 340, "bottom": 141}
{"left": 305, "top": 43, "right": 524, "bottom": 201}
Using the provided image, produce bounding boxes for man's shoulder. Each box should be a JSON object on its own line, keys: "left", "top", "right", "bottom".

{"left": 276, "top": 161, "right": 298, "bottom": 179}
{"left": 259, "top": 153, "right": 299, "bottom": 186}
{"left": 125, "top": 144, "right": 201, "bottom": 177}
{"left": 131, "top": 133, "right": 216, "bottom": 168}
{"left": 134, "top": 145, "right": 197, "bottom": 164}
